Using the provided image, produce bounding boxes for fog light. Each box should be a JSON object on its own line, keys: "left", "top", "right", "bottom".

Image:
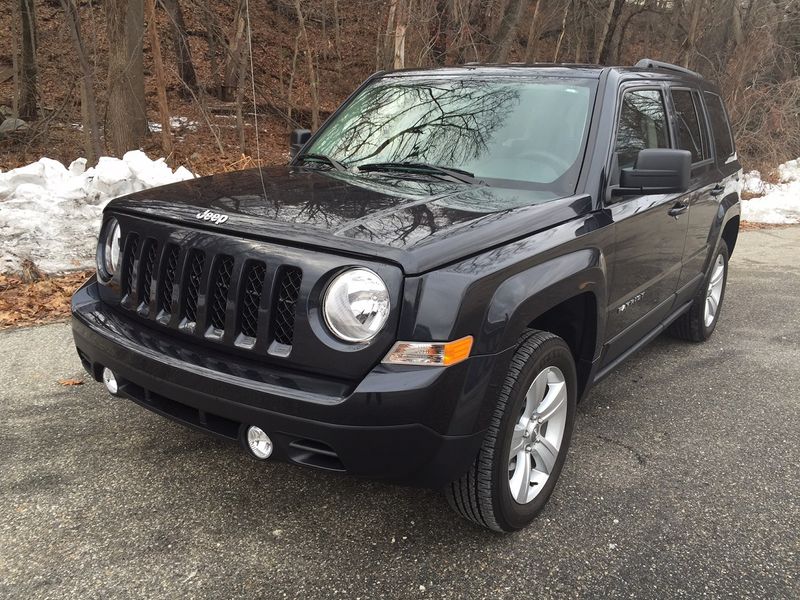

{"left": 246, "top": 426, "right": 273, "bottom": 459}
{"left": 102, "top": 367, "right": 119, "bottom": 395}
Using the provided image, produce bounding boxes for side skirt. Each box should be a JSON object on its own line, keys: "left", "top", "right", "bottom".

{"left": 591, "top": 299, "right": 692, "bottom": 385}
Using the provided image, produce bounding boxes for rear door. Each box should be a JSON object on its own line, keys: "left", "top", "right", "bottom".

{"left": 603, "top": 85, "right": 689, "bottom": 365}
{"left": 704, "top": 90, "right": 742, "bottom": 205}
{"left": 667, "top": 86, "right": 720, "bottom": 303}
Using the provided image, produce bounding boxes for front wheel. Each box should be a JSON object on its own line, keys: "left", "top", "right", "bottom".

{"left": 445, "top": 330, "right": 577, "bottom": 532}
{"left": 669, "top": 241, "right": 729, "bottom": 342}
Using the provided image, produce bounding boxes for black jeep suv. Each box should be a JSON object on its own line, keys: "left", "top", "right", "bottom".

{"left": 72, "top": 59, "right": 740, "bottom": 532}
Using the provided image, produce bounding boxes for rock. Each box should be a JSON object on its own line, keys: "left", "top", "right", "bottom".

{"left": 0, "top": 118, "right": 29, "bottom": 135}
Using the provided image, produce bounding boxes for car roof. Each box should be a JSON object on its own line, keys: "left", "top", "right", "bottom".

{"left": 383, "top": 64, "right": 605, "bottom": 80}
{"left": 380, "top": 62, "right": 718, "bottom": 92}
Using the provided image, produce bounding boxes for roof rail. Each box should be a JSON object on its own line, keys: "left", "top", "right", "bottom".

{"left": 634, "top": 58, "right": 701, "bottom": 78}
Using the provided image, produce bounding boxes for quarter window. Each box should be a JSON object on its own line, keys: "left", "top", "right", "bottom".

{"left": 704, "top": 92, "right": 735, "bottom": 161}
{"left": 671, "top": 89, "right": 706, "bottom": 163}
{"left": 615, "top": 89, "right": 670, "bottom": 169}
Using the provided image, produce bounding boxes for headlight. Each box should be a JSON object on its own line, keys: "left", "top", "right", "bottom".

{"left": 97, "top": 217, "right": 122, "bottom": 279}
{"left": 323, "top": 268, "right": 390, "bottom": 342}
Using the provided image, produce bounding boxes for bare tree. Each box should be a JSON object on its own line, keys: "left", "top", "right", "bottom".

{"left": 596, "top": 0, "right": 625, "bottom": 64}
{"left": 294, "top": 0, "right": 320, "bottom": 129}
{"left": 682, "top": 0, "right": 706, "bottom": 67}
{"left": 524, "top": 0, "right": 543, "bottom": 63}
{"left": 487, "top": 0, "right": 526, "bottom": 62}
{"left": 60, "top": 0, "right": 102, "bottom": 163}
{"left": 554, "top": 0, "right": 572, "bottom": 62}
{"left": 105, "top": 0, "right": 148, "bottom": 155}
{"left": 18, "top": 0, "right": 37, "bottom": 120}
{"left": 160, "top": 0, "right": 198, "bottom": 97}
{"left": 222, "top": 0, "right": 247, "bottom": 102}
{"left": 146, "top": 0, "right": 173, "bottom": 159}
{"left": 393, "top": 0, "right": 408, "bottom": 69}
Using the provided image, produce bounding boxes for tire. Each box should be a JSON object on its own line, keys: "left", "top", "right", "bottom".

{"left": 668, "top": 241, "right": 729, "bottom": 342}
{"left": 444, "top": 329, "right": 577, "bottom": 532}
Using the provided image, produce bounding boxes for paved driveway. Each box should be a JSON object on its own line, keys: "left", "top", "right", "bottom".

{"left": 1, "top": 227, "right": 798, "bottom": 599}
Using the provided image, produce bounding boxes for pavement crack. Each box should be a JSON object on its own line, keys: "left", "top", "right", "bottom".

{"left": 596, "top": 434, "right": 647, "bottom": 466}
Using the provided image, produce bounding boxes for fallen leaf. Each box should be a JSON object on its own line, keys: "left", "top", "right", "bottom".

{"left": 57, "top": 378, "right": 84, "bottom": 386}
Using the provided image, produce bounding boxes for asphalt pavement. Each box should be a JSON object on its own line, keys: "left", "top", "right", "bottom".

{"left": 1, "top": 227, "right": 798, "bottom": 599}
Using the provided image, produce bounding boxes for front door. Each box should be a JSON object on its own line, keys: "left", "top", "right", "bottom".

{"left": 603, "top": 86, "right": 689, "bottom": 365}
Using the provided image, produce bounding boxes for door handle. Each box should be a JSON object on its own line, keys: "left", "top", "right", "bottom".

{"left": 668, "top": 202, "right": 688, "bottom": 217}
{"left": 711, "top": 185, "right": 725, "bottom": 197}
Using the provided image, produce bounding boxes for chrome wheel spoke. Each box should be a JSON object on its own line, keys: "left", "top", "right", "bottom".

{"left": 525, "top": 370, "right": 549, "bottom": 416}
{"left": 509, "top": 451, "right": 532, "bottom": 503}
{"left": 535, "top": 381, "right": 566, "bottom": 424}
{"left": 710, "top": 267, "right": 724, "bottom": 287}
{"left": 509, "top": 422, "right": 528, "bottom": 457}
{"left": 531, "top": 436, "right": 559, "bottom": 474}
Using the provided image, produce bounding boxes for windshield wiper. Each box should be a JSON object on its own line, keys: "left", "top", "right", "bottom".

{"left": 355, "top": 161, "right": 481, "bottom": 185}
{"left": 295, "top": 153, "right": 347, "bottom": 172}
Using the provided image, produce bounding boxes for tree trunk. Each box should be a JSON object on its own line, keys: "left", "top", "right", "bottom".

{"left": 18, "top": 0, "right": 37, "bottom": 120}
{"left": 596, "top": 0, "right": 624, "bottom": 65}
{"left": 487, "top": 0, "right": 525, "bottom": 63}
{"left": 159, "top": 0, "right": 198, "bottom": 97}
{"left": 730, "top": 0, "right": 744, "bottom": 49}
{"left": 683, "top": 0, "right": 704, "bottom": 68}
{"left": 553, "top": 0, "right": 572, "bottom": 62}
{"left": 222, "top": 0, "right": 247, "bottom": 102}
{"left": 430, "top": 0, "right": 448, "bottom": 66}
{"left": 332, "top": 0, "right": 342, "bottom": 72}
{"left": 234, "top": 4, "right": 251, "bottom": 155}
{"left": 383, "top": 0, "right": 398, "bottom": 69}
{"left": 60, "top": 0, "right": 102, "bottom": 164}
{"left": 106, "top": 0, "right": 148, "bottom": 155}
{"left": 524, "top": 0, "right": 541, "bottom": 63}
{"left": 393, "top": 0, "right": 407, "bottom": 69}
{"left": 146, "top": 0, "right": 173, "bottom": 159}
{"left": 294, "top": 0, "right": 319, "bottom": 129}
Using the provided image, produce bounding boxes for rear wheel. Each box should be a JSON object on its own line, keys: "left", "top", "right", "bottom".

{"left": 669, "top": 241, "right": 729, "bottom": 342}
{"left": 445, "top": 330, "right": 577, "bottom": 532}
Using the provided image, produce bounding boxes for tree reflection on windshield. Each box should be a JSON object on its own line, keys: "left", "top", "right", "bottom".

{"left": 308, "top": 76, "right": 595, "bottom": 194}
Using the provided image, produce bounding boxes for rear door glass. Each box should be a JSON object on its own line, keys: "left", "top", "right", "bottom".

{"left": 615, "top": 89, "right": 670, "bottom": 169}
{"left": 704, "top": 92, "right": 735, "bottom": 161}
{"left": 671, "top": 89, "right": 706, "bottom": 163}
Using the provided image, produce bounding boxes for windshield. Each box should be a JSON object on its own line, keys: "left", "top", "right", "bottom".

{"left": 306, "top": 76, "right": 596, "bottom": 194}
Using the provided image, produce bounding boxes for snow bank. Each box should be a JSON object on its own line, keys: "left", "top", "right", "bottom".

{"left": 0, "top": 151, "right": 194, "bottom": 275}
{"left": 742, "top": 158, "right": 800, "bottom": 224}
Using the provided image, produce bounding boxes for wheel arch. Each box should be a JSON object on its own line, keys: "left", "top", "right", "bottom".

{"left": 476, "top": 248, "right": 607, "bottom": 404}
{"left": 721, "top": 215, "right": 739, "bottom": 256}
{"left": 527, "top": 292, "right": 598, "bottom": 399}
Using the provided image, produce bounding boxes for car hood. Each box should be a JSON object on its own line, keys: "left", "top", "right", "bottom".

{"left": 108, "top": 166, "right": 592, "bottom": 274}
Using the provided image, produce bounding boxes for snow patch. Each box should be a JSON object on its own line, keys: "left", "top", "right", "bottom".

{"left": 741, "top": 158, "right": 800, "bottom": 224}
{"left": 0, "top": 151, "right": 194, "bottom": 275}
{"left": 148, "top": 116, "right": 198, "bottom": 133}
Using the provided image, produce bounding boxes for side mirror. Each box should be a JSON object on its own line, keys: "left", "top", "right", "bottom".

{"left": 289, "top": 128, "right": 312, "bottom": 159}
{"left": 612, "top": 149, "right": 691, "bottom": 196}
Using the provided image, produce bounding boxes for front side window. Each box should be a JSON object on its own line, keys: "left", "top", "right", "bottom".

{"left": 671, "top": 88, "right": 706, "bottom": 163}
{"left": 307, "top": 76, "right": 596, "bottom": 196}
{"left": 615, "top": 89, "right": 670, "bottom": 169}
{"left": 704, "top": 92, "right": 735, "bottom": 161}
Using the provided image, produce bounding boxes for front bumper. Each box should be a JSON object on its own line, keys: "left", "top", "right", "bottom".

{"left": 72, "top": 278, "right": 510, "bottom": 488}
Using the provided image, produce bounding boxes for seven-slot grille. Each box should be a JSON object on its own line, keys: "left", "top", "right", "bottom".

{"left": 119, "top": 232, "right": 302, "bottom": 353}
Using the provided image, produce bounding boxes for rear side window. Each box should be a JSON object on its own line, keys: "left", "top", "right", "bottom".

{"left": 615, "top": 89, "right": 670, "bottom": 168}
{"left": 671, "top": 89, "right": 706, "bottom": 163}
{"left": 704, "top": 92, "right": 735, "bottom": 161}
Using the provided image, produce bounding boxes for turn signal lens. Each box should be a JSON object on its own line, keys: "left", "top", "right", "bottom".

{"left": 382, "top": 335, "right": 473, "bottom": 367}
